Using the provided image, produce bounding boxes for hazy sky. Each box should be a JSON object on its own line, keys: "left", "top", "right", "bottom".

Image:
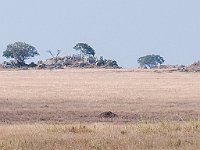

{"left": 0, "top": 0, "right": 200, "bottom": 68}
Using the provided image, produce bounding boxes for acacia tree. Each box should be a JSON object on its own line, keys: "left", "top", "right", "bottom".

{"left": 73, "top": 43, "right": 95, "bottom": 57}
{"left": 137, "top": 54, "right": 165, "bottom": 69}
{"left": 3, "top": 42, "right": 39, "bottom": 66}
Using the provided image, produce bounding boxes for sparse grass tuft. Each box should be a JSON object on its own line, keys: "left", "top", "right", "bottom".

{"left": 0, "top": 122, "right": 200, "bottom": 150}
{"left": 47, "top": 124, "right": 94, "bottom": 134}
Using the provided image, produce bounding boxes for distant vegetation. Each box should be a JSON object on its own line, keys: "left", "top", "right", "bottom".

{"left": 2, "top": 42, "right": 120, "bottom": 69}
{"left": 3, "top": 42, "right": 39, "bottom": 67}
{"left": 1, "top": 41, "right": 200, "bottom": 72}
{"left": 137, "top": 54, "right": 165, "bottom": 69}
{"left": 73, "top": 43, "right": 95, "bottom": 57}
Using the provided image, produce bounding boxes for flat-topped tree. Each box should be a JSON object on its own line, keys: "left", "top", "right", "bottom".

{"left": 3, "top": 42, "right": 39, "bottom": 66}
{"left": 73, "top": 43, "right": 95, "bottom": 57}
{"left": 137, "top": 54, "right": 165, "bottom": 69}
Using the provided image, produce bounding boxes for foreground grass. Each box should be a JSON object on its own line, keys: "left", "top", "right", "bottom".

{"left": 0, "top": 121, "right": 200, "bottom": 150}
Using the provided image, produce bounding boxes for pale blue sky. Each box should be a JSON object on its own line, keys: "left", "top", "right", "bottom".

{"left": 0, "top": 0, "right": 200, "bottom": 68}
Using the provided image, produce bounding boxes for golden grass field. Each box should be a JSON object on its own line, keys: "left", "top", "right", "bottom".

{"left": 0, "top": 69, "right": 200, "bottom": 149}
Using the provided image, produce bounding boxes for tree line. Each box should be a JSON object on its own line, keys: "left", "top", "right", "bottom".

{"left": 2, "top": 41, "right": 165, "bottom": 68}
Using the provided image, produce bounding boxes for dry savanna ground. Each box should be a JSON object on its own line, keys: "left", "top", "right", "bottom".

{"left": 0, "top": 69, "right": 200, "bottom": 150}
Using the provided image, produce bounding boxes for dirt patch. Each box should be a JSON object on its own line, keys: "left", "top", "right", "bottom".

{"left": 98, "top": 111, "right": 118, "bottom": 118}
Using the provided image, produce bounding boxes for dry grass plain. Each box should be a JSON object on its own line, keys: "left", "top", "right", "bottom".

{"left": 0, "top": 69, "right": 200, "bottom": 149}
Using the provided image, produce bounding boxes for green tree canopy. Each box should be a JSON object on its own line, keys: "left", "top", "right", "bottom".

{"left": 73, "top": 43, "right": 95, "bottom": 57}
{"left": 137, "top": 54, "right": 165, "bottom": 69}
{"left": 3, "top": 42, "right": 39, "bottom": 65}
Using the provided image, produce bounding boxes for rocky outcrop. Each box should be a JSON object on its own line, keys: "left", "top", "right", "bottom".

{"left": 2, "top": 60, "right": 18, "bottom": 68}
{"left": 1, "top": 55, "right": 120, "bottom": 70}
{"left": 187, "top": 61, "right": 200, "bottom": 72}
{"left": 37, "top": 55, "right": 120, "bottom": 69}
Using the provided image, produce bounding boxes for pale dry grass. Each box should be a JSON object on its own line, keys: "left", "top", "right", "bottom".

{"left": 0, "top": 122, "right": 200, "bottom": 150}
{"left": 0, "top": 69, "right": 200, "bottom": 149}
{"left": 0, "top": 69, "right": 200, "bottom": 123}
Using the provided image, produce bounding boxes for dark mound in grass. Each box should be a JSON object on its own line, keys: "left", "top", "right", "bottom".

{"left": 99, "top": 111, "right": 118, "bottom": 118}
